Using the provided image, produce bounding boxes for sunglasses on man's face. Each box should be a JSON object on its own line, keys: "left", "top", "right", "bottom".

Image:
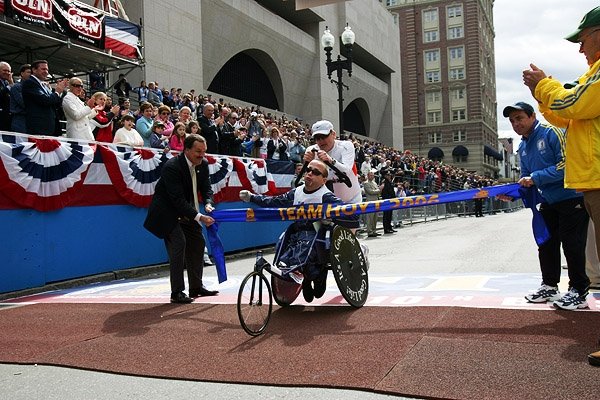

{"left": 313, "top": 133, "right": 330, "bottom": 141}
{"left": 71, "top": 84, "right": 84, "bottom": 88}
{"left": 305, "top": 167, "right": 324, "bottom": 176}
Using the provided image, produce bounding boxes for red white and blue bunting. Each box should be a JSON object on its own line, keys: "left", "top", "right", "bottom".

{"left": 0, "top": 134, "right": 294, "bottom": 211}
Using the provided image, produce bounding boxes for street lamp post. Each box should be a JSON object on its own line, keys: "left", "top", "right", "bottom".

{"left": 321, "top": 24, "right": 355, "bottom": 139}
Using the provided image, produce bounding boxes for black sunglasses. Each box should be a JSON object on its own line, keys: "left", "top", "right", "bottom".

{"left": 313, "top": 133, "right": 330, "bottom": 141}
{"left": 71, "top": 83, "right": 84, "bottom": 88}
{"left": 305, "top": 167, "right": 324, "bottom": 176}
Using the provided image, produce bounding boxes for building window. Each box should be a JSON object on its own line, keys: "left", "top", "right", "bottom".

{"left": 451, "top": 88, "right": 466, "bottom": 100}
{"left": 453, "top": 130, "right": 467, "bottom": 142}
{"left": 424, "top": 49, "right": 439, "bottom": 62}
{"left": 425, "top": 70, "right": 441, "bottom": 83}
{"left": 423, "top": 9, "right": 438, "bottom": 23}
{"left": 453, "top": 154, "right": 467, "bottom": 163}
{"left": 447, "top": 5, "right": 463, "bottom": 18}
{"left": 427, "top": 111, "right": 442, "bottom": 124}
{"left": 427, "top": 91, "right": 441, "bottom": 103}
{"left": 449, "top": 46, "right": 464, "bottom": 60}
{"left": 452, "top": 109, "right": 466, "bottom": 121}
{"left": 424, "top": 30, "right": 439, "bottom": 43}
{"left": 429, "top": 132, "right": 442, "bottom": 144}
{"left": 386, "top": 0, "right": 399, "bottom": 6}
{"left": 448, "top": 26, "right": 464, "bottom": 39}
{"left": 449, "top": 67, "right": 465, "bottom": 80}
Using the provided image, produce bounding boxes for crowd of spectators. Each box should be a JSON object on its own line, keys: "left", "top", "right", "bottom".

{"left": 1, "top": 62, "right": 498, "bottom": 197}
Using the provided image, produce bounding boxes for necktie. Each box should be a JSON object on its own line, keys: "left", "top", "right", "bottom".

{"left": 190, "top": 165, "right": 200, "bottom": 211}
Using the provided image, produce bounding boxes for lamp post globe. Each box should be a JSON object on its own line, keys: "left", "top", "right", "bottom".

{"left": 321, "top": 26, "right": 335, "bottom": 50}
{"left": 341, "top": 24, "right": 355, "bottom": 46}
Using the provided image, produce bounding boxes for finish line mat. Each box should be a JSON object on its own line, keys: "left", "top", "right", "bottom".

{"left": 3, "top": 272, "right": 600, "bottom": 312}
{"left": 0, "top": 303, "right": 599, "bottom": 400}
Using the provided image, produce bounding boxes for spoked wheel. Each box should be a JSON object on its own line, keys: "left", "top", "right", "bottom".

{"left": 271, "top": 275, "right": 302, "bottom": 307}
{"left": 330, "top": 225, "right": 369, "bottom": 308}
{"left": 237, "top": 271, "right": 273, "bottom": 336}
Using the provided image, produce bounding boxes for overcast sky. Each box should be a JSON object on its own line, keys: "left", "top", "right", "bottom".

{"left": 494, "top": 0, "right": 598, "bottom": 149}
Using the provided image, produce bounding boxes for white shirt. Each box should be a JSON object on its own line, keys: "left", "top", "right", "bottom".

{"left": 113, "top": 127, "right": 144, "bottom": 147}
{"left": 306, "top": 140, "right": 362, "bottom": 204}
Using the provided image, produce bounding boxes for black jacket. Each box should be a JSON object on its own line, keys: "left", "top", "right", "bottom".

{"left": 144, "top": 153, "right": 214, "bottom": 239}
{"left": 198, "top": 115, "right": 219, "bottom": 155}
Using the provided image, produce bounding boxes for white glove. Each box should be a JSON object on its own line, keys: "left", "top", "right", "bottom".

{"left": 205, "top": 203, "right": 214, "bottom": 213}
{"left": 239, "top": 190, "right": 252, "bottom": 202}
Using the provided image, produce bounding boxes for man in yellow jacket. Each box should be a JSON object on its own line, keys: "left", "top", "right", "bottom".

{"left": 522, "top": 5, "right": 600, "bottom": 368}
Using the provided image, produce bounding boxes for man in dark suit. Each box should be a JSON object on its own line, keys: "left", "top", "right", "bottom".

{"left": 144, "top": 134, "right": 218, "bottom": 303}
{"left": 198, "top": 102, "right": 220, "bottom": 154}
{"left": 22, "top": 60, "right": 67, "bottom": 136}
{"left": 0, "top": 61, "right": 13, "bottom": 131}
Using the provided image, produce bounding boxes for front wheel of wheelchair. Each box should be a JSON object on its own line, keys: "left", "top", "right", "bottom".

{"left": 237, "top": 271, "right": 273, "bottom": 336}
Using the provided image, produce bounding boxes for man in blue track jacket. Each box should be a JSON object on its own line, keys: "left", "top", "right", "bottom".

{"left": 504, "top": 101, "right": 590, "bottom": 310}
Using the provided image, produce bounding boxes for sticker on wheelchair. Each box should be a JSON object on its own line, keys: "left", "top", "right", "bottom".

{"left": 330, "top": 225, "right": 369, "bottom": 308}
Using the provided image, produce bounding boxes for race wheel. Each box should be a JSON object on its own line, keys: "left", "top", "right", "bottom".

{"left": 271, "top": 275, "right": 302, "bottom": 307}
{"left": 237, "top": 271, "right": 273, "bottom": 336}
{"left": 330, "top": 225, "right": 369, "bottom": 308}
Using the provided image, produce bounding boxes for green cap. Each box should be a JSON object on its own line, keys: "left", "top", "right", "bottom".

{"left": 565, "top": 6, "right": 600, "bottom": 43}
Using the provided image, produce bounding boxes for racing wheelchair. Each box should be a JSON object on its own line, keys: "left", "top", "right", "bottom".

{"left": 236, "top": 219, "right": 369, "bottom": 336}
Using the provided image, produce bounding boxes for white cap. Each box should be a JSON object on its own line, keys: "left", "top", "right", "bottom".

{"left": 311, "top": 120, "right": 334, "bottom": 136}
{"left": 250, "top": 111, "right": 258, "bottom": 117}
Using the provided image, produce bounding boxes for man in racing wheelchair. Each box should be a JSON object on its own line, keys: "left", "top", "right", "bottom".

{"left": 239, "top": 159, "right": 359, "bottom": 302}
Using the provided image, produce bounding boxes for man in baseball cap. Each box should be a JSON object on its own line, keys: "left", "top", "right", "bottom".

{"left": 502, "top": 101, "right": 535, "bottom": 118}
{"left": 565, "top": 6, "right": 600, "bottom": 43}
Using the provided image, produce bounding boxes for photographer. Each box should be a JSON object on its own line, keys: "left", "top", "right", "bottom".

{"left": 114, "top": 74, "right": 132, "bottom": 101}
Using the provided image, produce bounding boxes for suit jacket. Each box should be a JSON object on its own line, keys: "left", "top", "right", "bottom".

{"left": 198, "top": 115, "right": 219, "bottom": 154}
{"left": 22, "top": 76, "right": 63, "bottom": 136}
{"left": 0, "top": 79, "right": 10, "bottom": 131}
{"left": 62, "top": 91, "right": 96, "bottom": 140}
{"left": 144, "top": 153, "right": 214, "bottom": 239}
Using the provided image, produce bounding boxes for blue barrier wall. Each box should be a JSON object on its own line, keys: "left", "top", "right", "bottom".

{"left": 0, "top": 202, "right": 289, "bottom": 293}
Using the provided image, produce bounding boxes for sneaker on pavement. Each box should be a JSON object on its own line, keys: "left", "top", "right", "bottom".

{"left": 553, "top": 288, "right": 588, "bottom": 310}
{"left": 524, "top": 284, "right": 561, "bottom": 303}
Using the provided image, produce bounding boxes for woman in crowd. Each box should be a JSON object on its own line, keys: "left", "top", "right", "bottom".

{"left": 89, "top": 91, "right": 119, "bottom": 143}
{"left": 134, "top": 80, "right": 149, "bottom": 105}
{"left": 155, "top": 105, "right": 174, "bottom": 138}
{"left": 62, "top": 77, "right": 97, "bottom": 141}
{"left": 178, "top": 106, "right": 193, "bottom": 125}
{"left": 169, "top": 121, "right": 186, "bottom": 152}
{"left": 135, "top": 102, "right": 154, "bottom": 147}
{"left": 113, "top": 114, "right": 144, "bottom": 147}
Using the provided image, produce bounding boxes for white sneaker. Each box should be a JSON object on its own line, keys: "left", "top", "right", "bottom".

{"left": 524, "top": 284, "right": 561, "bottom": 303}
{"left": 553, "top": 288, "right": 589, "bottom": 310}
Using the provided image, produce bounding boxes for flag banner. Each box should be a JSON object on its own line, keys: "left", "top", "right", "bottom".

{"left": 103, "top": 16, "right": 141, "bottom": 59}
{"left": 4, "top": 0, "right": 105, "bottom": 49}
{"left": 211, "top": 183, "right": 523, "bottom": 223}
{"left": 0, "top": 133, "right": 294, "bottom": 211}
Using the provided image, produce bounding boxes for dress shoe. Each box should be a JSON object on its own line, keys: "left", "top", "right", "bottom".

{"left": 588, "top": 349, "right": 600, "bottom": 367}
{"left": 384, "top": 230, "right": 396, "bottom": 234}
{"left": 189, "top": 287, "right": 219, "bottom": 298}
{"left": 367, "top": 233, "right": 380, "bottom": 238}
{"left": 170, "top": 292, "right": 193, "bottom": 304}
